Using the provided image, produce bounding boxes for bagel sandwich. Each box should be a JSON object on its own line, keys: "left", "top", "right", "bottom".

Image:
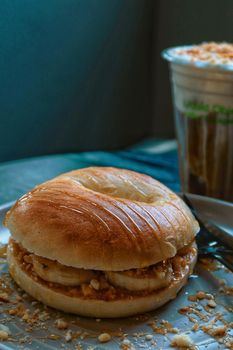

{"left": 5, "top": 167, "right": 199, "bottom": 318}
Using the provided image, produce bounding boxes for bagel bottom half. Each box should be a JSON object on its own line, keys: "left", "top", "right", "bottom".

{"left": 7, "top": 246, "right": 197, "bottom": 318}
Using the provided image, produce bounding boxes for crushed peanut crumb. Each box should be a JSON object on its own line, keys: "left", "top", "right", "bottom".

{"left": 207, "top": 300, "right": 217, "bottom": 308}
{"left": 65, "top": 329, "right": 73, "bottom": 342}
{"left": 98, "top": 332, "right": 111, "bottom": 343}
{"left": 191, "top": 323, "right": 199, "bottom": 332}
{"left": 170, "top": 334, "right": 195, "bottom": 348}
{"left": 202, "top": 325, "right": 227, "bottom": 337}
{"left": 47, "top": 334, "right": 61, "bottom": 340}
{"left": 0, "top": 330, "right": 9, "bottom": 340}
{"left": 174, "top": 42, "right": 233, "bottom": 66}
{"left": 55, "top": 319, "right": 68, "bottom": 330}
{"left": 196, "top": 291, "right": 207, "bottom": 300}
{"left": 0, "top": 292, "right": 10, "bottom": 302}
{"left": 90, "top": 279, "right": 100, "bottom": 290}
{"left": 145, "top": 334, "right": 153, "bottom": 341}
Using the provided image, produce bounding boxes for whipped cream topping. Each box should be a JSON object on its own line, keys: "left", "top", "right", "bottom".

{"left": 163, "top": 42, "right": 233, "bottom": 70}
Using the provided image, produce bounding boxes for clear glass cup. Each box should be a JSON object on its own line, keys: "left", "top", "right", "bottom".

{"left": 162, "top": 44, "right": 233, "bottom": 202}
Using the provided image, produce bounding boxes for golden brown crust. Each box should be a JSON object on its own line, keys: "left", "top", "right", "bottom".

{"left": 4, "top": 167, "right": 199, "bottom": 270}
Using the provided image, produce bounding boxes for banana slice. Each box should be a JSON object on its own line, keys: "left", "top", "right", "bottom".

{"left": 32, "top": 255, "right": 96, "bottom": 286}
{"left": 106, "top": 262, "right": 173, "bottom": 291}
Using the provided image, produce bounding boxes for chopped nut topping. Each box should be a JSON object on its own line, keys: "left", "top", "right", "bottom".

{"left": 188, "top": 295, "right": 196, "bottom": 302}
{"left": 196, "top": 291, "right": 206, "bottom": 300}
{"left": 205, "top": 293, "right": 214, "bottom": 300}
{"left": 191, "top": 323, "right": 199, "bottom": 332}
{"left": 175, "top": 42, "right": 233, "bottom": 66}
{"left": 188, "top": 291, "right": 214, "bottom": 302}
{"left": 65, "top": 329, "right": 73, "bottom": 342}
{"left": 98, "top": 332, "right": 111, "bottom": 343}
{"left": 55, "top": 319, "right": 68, "bottom": 330}
{"left": 145, "top": 334, "right": 153, "bottom": 340}
{"left": 224, "top": 286, "right": 233, "bottom": 295}
{"left": 0, "top": 330, "right": 9, "bottom": 340}
{"left": 202, "top": 325, "right": 227, "bottom": 337}
{"left": 226, "top": 340, "right": 233, "bottom": 349}
{"left": 22, "top": 311, "right": 30, "bottom": 322}
{"left": 0, "top": 292, "right": 10, "bottom": 302}
{"left": 170, "top": 334, "right": 195, "bottom": 348}
{"left": 90, "top": 279, "right": 100, "bottom": 291}
{"left": 38, "top": 310, "right": 50, "bottom": 321}
{"left": 207, "top": 300, "right": 217, "bottom": 308}
{"left": 179, "top": 306, "right": 190, "bottom": 314}
{"left": 47, "top": 334, "right": 61, "bottom": 340}
{"left": 81, "top": 284, "right": 94, "bottom": 297}
{"left": 121, "top": 338, "right": 134, "bottom": 349}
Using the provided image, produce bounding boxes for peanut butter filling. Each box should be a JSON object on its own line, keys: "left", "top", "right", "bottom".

{"left": 9, "top": 239, "right": 197, "bottom": 301}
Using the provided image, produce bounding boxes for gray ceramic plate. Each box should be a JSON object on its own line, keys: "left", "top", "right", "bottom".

{"left": 0, "top": 194, "right": 233, "bottom": 350}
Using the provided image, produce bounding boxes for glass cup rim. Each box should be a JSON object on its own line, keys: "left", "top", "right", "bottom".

{"left": 161, "top": 45, "right": 233, "bottom": 72}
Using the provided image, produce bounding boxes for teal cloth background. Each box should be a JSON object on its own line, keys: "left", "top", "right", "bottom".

{"left": 0, "top": 139, "right": 179, "bottom": 205}
{"left": 0, "top": 0, "right": 153, "bottom": 161}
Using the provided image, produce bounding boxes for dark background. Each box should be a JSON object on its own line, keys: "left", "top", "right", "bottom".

{"left": 0, "top": 0, "right": 232, "bottom": 162}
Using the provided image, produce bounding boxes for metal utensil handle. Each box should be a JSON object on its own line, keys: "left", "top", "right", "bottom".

{"left": 205, "top": 222, "right": 233, "bottom": 250}
{"left": 213, "top": 254, "right": 233, "bottom": 272}
{"left": 182, "top": 193, "right": 233, "bottom": 250}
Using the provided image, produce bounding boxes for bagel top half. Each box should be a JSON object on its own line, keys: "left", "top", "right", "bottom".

{"left": 4, "top": 167, "right": 199, "bottom": 271}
